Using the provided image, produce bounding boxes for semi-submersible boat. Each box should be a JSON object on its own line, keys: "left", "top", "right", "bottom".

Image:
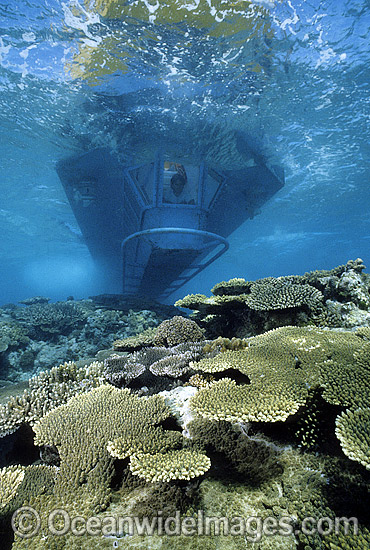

{"left": 56, "top": 148, "right": 284, "bottom": 301}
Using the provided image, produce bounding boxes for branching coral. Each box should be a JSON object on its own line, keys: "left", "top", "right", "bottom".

{"left": 0, "top": 466, "right": 25, "bottom": 511}
{"left": 211, "top": 277, "right": 252, "bottom": 296}
{"left": 191, "top": 377, "right": 307, "bottom": 422}
{"left": 14, "top": 302, "right": 87, "bottom": 336}
{"left": 244, "top": 277, "right": 323, "bottom": 311}
{"left": 33, "top": 385, "right": 209, "bottom": 493}
{"left": 177, "top": 276, "right": 323, "bottom": 315}
{"left": 128, "top": 449, "right": 211, "bottom": 482}
{"left": 0, "top": 360, "right": 105, "bottom": 437}
{"left": 113, "top": 317, "right": 204, "bottom": 351}
{"left": 106, "top": 340, "right": 207, "bottom": 385}
{"left": 113, "top": 327, "right": 158, "bottom": 351}
{"left": 335, "top": 409, "right": 370, "bottom": 470}
{"left": 0, "top": 321, "right": 29, "bottom": 353}
{"left": 176, "top": 260, "right": 370, "bottom": 337}
{"left": 190, "top": 325, "right": 370, "bottom": 467}
{"left": 103, "top": 354, "right": 146, "bottom": 384}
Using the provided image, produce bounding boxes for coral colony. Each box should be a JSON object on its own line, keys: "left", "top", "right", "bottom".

{"left": 1, "top": 259, "right": 370, "bottom": 549}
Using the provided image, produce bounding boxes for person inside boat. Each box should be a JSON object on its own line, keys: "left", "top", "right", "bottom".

{"left": 163, "top": 164, "right": 196, "bottom": 204}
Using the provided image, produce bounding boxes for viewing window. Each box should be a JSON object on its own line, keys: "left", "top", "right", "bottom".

{"left": 162, "top": 161, "right": 199, "bottom": 205}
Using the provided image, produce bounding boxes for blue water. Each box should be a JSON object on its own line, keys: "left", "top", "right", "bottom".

{"left": 0, "top": 0, "right": 369, "bottom": 304}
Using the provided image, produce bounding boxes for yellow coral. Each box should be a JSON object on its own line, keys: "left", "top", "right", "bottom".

{"left": 0, "top": 360, "right": 104, "bottom": 437}
{"left": 129, "top": 449, "right": 211, "bottom": 482}
{"left": 191, "top": 326, "right": 370, "bottom": 434}
{"left": 335, "top": 408, "right": 370, "bottom": 470}
{"left": 113, "top": 327, "right": 157, "bottom": 351}
{"left": 0, "top": 466, "right": 25, "bottom": 510}
{"left": 154, "top": 316, "right": 204, "bottom": 347}
{"left": 191, "top": 377, "right": 306, "bottom": 423}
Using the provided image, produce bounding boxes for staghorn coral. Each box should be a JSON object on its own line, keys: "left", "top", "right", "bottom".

{"left": 335, "top": 408, "right": 370, "bottom": 470}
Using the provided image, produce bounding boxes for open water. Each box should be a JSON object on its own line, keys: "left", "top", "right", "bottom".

{"left": 0, "top": 0, "right": 369, "bottom": 303}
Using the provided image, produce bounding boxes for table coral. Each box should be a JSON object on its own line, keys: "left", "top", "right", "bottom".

{"left": 190, "top": 325, "right": 370, "bottom": 467}
{"left": 335, "top": 408, "right": 370, "bottom": 470}
{"left": 176, "top": 259, "right": 370, "bottom": 337}
{"left": 128, "top": 449, "right": 211, "bottom": 482}
{"left": 0, "top": 466, "right": 25, "bottom": 511}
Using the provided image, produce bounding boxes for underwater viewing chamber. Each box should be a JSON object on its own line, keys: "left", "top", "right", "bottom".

{"left": 56, "top": 148, "right": 284, "bottom": 300}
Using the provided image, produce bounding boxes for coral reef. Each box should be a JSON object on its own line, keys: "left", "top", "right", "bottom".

{"left": 244, "top": 277, "right": 323, "bottom": 311}
{"left": 113, "top": 315, "right": 204, "bottom": 351}
{"left": 125, "top": 449, "right": 211, "bottom": 482}
{"left": 13, "top": 302, "right": 87, "bottom": 337}
{"left": 154, "top": 316, "right": 205, "bottom": 346}
{"left": 189, "top": 325, "right": 370, "bottom": 471}
{"left": 0, "top": 465, "right": 25, "bottom": 510}
{"left": 1, "top": 260, "right": 370, "bottom": 550}
{"left": 0, "top": 297, "right": 167, "bottom": 381}
{"left": 0, "top": 361, "right": 106, "bottom": 437}
{"left": 0, "top": 321, "right": 29, "bottom": 354}
{"left": 176, "top": 258, "right": 370, "bottom": 337}
{"left": 335, "top": 408, "right": 370, "bottom": 470}
{"left": 113, "top": 327, "right": 159, "bottom": 351}
{"left": 104, "top": 340, "right": 207, "bottom": 390}
{"left": 188, "top": 418, "right": 283, "bottom": 485}
{"left": 18, "top": 296, "right": 50, "bottom": 305}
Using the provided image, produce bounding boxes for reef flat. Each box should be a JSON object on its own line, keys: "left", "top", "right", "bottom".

{"left": 1, "top": 259, "right": 370, "bottom": 549}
